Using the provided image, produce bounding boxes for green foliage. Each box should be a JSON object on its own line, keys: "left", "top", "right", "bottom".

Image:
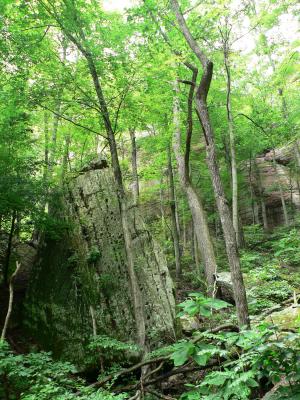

{"left": 271, "top": 228, "right": 300, "bottom": 266}
{"left": 0, "top": 341, "right": 127, "bottom": 400}
{"left": 86, "top": 335, "right": 139, "bottom": 371}
{"left": 180, "top": 326, "right": 300, "bottom": 400}
{"left": 87, "top": 246, "right": 101, "bottom": 264}
{"left": 177, "top": 293, "right": 232, "bottom": 318}
{"left": 35, "top": 213, "right": 71, "bottom": 241}
{"left": 242, "top": 225, "right": 266, "bottom": 250}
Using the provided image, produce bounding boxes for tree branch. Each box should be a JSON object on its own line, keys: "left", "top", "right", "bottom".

{"left": 39, "top": 103, "right": 107, "bottom": 138}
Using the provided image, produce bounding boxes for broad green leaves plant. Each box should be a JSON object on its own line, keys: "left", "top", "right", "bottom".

{"left": 177, "top": 293, "right": 231, "bottom": 318}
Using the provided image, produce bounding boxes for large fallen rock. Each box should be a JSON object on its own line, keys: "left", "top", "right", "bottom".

{"left": 24, "top": 165, "right": 176, "bottom": 364}
{"left": 265, "top": 305, "right": 300, "bottom": 330}
{"left": 215, "top": 272, "right": 235, "bottom": 304}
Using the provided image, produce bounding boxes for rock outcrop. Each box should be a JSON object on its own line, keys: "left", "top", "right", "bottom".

{"left": 24, "top": 164, "right": 176, "bottom": 364}
{"left": 242, "top": 142, "right": 300, "bottom": 228}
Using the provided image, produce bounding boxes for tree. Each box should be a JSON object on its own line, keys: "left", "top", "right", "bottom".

{"left": 169, "top": 0, "right": 250, "bottom": 328}
{"left": 37, "top": 0, "right": 146, "bottom": 349}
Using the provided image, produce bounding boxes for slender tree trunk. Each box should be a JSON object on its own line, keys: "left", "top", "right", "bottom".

{"left": 174, "top": 188, "right": 181, "bottom": 239}
{"left": 172, "top": 80, "right": 217, "bottom": 295}
{"left": 253, "top": 159, "right": 268, "bottom": 230}
{"left": 3, "top": 211, "right": 16, "bottom": 286}
{"left": 249, "top": 154, "right": 260, "bottom": 224}
{"left": 170, "top": 0, "right": 249, "bottom": 328}
{"left": 61, "top": 133, "right": 71, "bottom": 182}
{"left": 62, "top": 28, "right": 146, "bottom": 348}
{"left": 167, "top": 145, "right": 182, "bottom": 279}
{"left": 271, "top": 149, "right": 289, "bottom": 226}
{"left": 89, "top": 305, "right": 97, "bottom": 336}
{"left": 224, "top": 46, "right": 241, "bottom": 247}
{"left": 129, "top": 129, "right": 139, "bottom": 205}
{"left": 193, "top": 225, "right": 201, "bottom": 274}
{"left": 49, "top": 42, "right": 66, "bottom": 175}
{"left": 159, "top": 178, "right": 167, "bottom": 240}
{"left": 43, "top": 111, "right": 50, "bottom": 183}
{"left": 1, "top": 261, "right": 21, "bottom": 341}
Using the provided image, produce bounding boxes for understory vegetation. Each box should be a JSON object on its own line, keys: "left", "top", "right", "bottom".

{"left": 0, "top": 0, "right": 299, "bottom": 399}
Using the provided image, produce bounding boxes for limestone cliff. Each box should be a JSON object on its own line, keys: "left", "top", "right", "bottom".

{"left": 241, "top": 142, "right": 300, "bottom": 228}
{"left": 24, "top": 165, "right": 176, "bottom": 364}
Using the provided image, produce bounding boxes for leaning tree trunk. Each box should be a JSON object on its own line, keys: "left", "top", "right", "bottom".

{"left": 170, "top": 0, "right": 249, "bottom": 328}
{"left": 172, "top": 79, "right": 217, "bottom": 296}
{"left": 167, "top": 145, "right": 182, "bottom": 279}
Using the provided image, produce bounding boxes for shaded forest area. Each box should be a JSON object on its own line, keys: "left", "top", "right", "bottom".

{"left": 0, "top": 0, "right": 299, "bottom": 399}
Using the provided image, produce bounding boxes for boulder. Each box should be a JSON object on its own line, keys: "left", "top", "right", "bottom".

{"left": 179, "top": 315, "right": 201, "bottom": 333}
{"left": 265, "top": 305, "right": 300, "bottom": 330}
{"left": 24, "top": 166, "right": 176, "bottom": 364}
{"left": 215, "top": 272, "right": 235, "bottom": 305}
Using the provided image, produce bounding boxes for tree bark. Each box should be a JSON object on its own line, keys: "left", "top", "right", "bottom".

{"left": 3, "top": 211, "right": 16, "bottom": 286}
{"left": 1, "top": 261, "right": 22, "bottom": 341}
{"left": 61, "top": 132, "right": 71, "bottom": 182}
{"left": 130, "top": 129, "right": 139, "bottom": 205}
{"left": 159, "top": 178, "right": 167, "bottom": 240}
{"left": 172, "top": 78, "right": 216, "bottom": 296}
{"left": 249, "top": 154, "right": 260, "bottom": 224}
{"left": 167, "top": 144, "right": 182, "bottom": 279}
{"left": 223, "top": 45, "right": 241, "bottom": 247}
{"left": 170, "top": 0, "right": 249, "bottom": 328}
{"left": 43, "top": 111, "right": 50, "bottom": 183}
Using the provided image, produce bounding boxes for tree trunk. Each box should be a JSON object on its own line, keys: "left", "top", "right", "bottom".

{"left": 56, "top": 14, "right": 146, "bottom": 348}
{"left": 172, "top": 80, "right": 216, "bottom": 296}
{"left": 1, "top": 261, "right": 22, "bottom": 341}
{"left": 3, "top": 211, "right": 16, "bottom": 286}
{"left": 224, "top": 46, "right": 241, "bottom": 247}
{"left": 159, "top": 178, "right": 167, "bottom": 240}
{"left": 167, "top": 145, "right": 182, "bottom": 279}
{"left": 193, "top": 225, "right": 201, "bottom": 274}
{"left": 249, "top": 155, "right": 260, "bottom": 225}
{"left": 170, "top": 0, "right": 249, "bottom": 328}
{"left": 61, "top": 133, "right": 71, "bottom": 182}
{"left": 253, "top": 159, "right": 268, "bottom": 230}
{"left": 43, "top": 111, "right": 50, "bottom": 183}
{"left": 129, "top": 129, "right": 139, "bottom": 205}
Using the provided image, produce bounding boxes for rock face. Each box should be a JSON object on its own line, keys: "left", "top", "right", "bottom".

{"left": 242, "top": 143, "right": 300, "bottom": 228}
{"left": 24, "top": 166, "right": 176, "bottom": 364}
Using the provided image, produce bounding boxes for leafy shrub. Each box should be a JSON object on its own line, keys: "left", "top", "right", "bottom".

{"left": 240, "top": 250, "right": 262, "bottom": 272}
{"left": 0, "top": 341, "right": 127, "bottom": 400}
{"left": 271, "top": 228, "right": 300, "bottom": 266}
{"left": 179, "top": 326, "right": 300, "bottom": 400}
{"left": 35, "top": 213, "right": 71, "bottom": 241}
{"left": 243, "top": 225, "right": 266, "bottom": 249}
{"left": 87, "top": 246, "right": 101, "bottom": 264}
{"left": 177, "top": 293, "right": 231, "bottom": 318}
{"left": 86, "top": 335, "right": 139, "bottom": 372}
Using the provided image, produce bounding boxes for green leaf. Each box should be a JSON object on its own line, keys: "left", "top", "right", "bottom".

{"left": 171, "top": 342, "right": 195, "bottom": 367}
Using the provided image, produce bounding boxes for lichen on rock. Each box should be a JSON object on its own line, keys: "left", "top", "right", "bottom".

{"left": 24, "top": 166, "right": 176, "bottom": 364}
